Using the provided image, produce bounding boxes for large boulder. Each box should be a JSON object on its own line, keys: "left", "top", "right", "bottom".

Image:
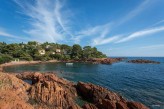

{"left": 77, "top": 82, "right": 149, "bottom": 109}
{"left": 76, "top": 82, "right": 123, "bottom": 103}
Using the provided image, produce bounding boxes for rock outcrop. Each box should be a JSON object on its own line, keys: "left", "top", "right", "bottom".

{"left": 0, "top": 73, "right": 33, "bottom": 109}
{"left": 16, "top": 72, "right": 80, "bottom": 109}
{"left": 87, "top": 58, "right": 124, "bottom": 64}
{"left": 0, "top": 72, "right": 149, "bottom": 109}
{"left": 128, "top": 59, "right": 160, "bottom": 64}
{"left": 77, "top": 82, "right": 149, "bottom": 109}
{"left": 0, "top": 67, "right": 3, "bottom": 72}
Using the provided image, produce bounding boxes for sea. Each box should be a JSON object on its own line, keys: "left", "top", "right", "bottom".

{"left": 3, "top": 57, "right": 164, "bottom": 109}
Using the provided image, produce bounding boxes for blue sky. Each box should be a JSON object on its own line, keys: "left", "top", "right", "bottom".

{"left": 0, "top": 0, "right": 164, "bottom": 57}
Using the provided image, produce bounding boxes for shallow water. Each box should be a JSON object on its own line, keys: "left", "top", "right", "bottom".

{"left": 4, "top": 57, "right": 164, "bottom": 109}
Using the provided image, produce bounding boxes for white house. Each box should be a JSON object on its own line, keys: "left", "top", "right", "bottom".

{"left": 52, "top": 52, "right": 56, "bottom": 54}
{"left": 56, "top": 49, "right": 61, "bottom": 53}
{"left": 39, "top": 49, "right": 45, "bottom": 55}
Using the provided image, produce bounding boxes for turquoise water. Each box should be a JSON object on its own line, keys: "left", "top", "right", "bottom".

{"left": 4, "top": 57, "right": 164, "bottom": 109}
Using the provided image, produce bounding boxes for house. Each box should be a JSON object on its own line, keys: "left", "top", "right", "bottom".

{"left": 52, "top": 52, "right": 56, "bottom": 54}
{"left": 39, "top": 49, "right": 45, "bottom": 55}
{"left": 56, "top": 49, "right": 61, "bottom": 53}
{"left": 46, "top": 45, "right": 50, "bottom": 49}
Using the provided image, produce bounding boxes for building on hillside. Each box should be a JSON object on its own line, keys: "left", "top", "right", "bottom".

{"left": 52, "top": 52, "right": 56, "bottom": 54}
{"left": 56, "top": 49, "right": 61, "bottom": 54}
{"left": 39, "top": 49, "right": 45, "bottom": 55}
{"left": 46, "top": 45, "right": 50, "bottom": 49}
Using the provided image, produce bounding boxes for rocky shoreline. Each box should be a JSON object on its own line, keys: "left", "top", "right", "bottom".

{"left": 0, "top": 71, "right": 149, "bottom": 109}
{"left": 128, "top": 59, "right": 160, "bottom": 64}
{"left": 0, "top": 58, "right": 124, "bottom": 72}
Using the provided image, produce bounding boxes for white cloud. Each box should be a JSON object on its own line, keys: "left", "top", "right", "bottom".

{"left": 92, "top": 35, "right": 121, "bottom": 46}
{"left": 116, "top": 26, "right": 164, "bottom": 43}
{"left": 14, "top": 0, "right": 73, "bottom": 43}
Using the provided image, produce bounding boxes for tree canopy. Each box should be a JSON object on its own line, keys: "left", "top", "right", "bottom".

{"left": 0, "top": 41, "right": 107, "bottom": 64}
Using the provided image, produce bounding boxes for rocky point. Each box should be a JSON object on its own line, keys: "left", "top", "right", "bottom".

{"left": 0, "top": 72, "right": 149, "bottom": 109}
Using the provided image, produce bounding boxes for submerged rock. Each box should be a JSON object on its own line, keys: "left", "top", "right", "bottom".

{"left": 128, "top": 59, "right": 160, "bottom": 64}
{"left": 0, "top": 72, "right": 149, "bottom": 109}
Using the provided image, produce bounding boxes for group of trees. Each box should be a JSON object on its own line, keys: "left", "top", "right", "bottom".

{"left": 0, "top": 41, "right": 107, "bottom": 64}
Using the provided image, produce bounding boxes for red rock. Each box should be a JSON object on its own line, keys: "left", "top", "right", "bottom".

{"left": 0, "top": 72, "right": 149, "bottom": 109}
{"left": 0, "top": 67, "right": 3, "bottom": 72}
{"left": 82, "top": 103, "right": 98, "bottom": 109}
{"left": 19, "top": 72, "right": 78, "bottom": 108}
{"left": 77, "top": 82, "right": 149, "bottom": 109}
{"left": 116, "top": 101, "right": 129, "bottom": 109}
{"left": 127, "top": 101, "right": 149, "bottom": 109}
{"left": 0, "top": 73, "right": 33, "bottom": 109}
{"left": 68, "top": 104, "right": 82, "bottom": 109}
{"left": 96, "top": 99, "right": 116, "bottom": 109}
{"left": 77, "top": 82, "right": 122, "bottom": 103}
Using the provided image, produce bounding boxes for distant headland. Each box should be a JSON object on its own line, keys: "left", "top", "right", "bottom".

{"left": 0, "top": 41, "right": 107, "bottom": 64}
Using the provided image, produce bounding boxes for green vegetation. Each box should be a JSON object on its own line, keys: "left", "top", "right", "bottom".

{"left": 0, "top": 41, "right": 106, "bottom": 64}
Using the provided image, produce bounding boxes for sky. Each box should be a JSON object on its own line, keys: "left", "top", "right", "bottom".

{"left": 0, "top": 0, "right": 164, "bottom": 57}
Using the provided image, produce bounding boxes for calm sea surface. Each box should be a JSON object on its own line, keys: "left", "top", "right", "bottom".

{"left": 4, "top": 57, "right": 164, "bottom": 109}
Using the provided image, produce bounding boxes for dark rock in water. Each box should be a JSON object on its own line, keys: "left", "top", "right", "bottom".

{"left": 128, "top": 59, "right": 160, "bottom": 64}
{"left": 0, "top": 72, "right": 149, "bottom": 109}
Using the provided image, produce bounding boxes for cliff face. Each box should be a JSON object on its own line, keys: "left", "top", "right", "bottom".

{"left": 0, "top": 72, "right": 149, "bottom": 109}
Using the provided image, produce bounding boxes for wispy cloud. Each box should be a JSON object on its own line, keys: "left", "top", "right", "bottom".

{"left": 92, "top": 35, "right": 121, "bottom": 46}
{"left": 0, "top": 28, "right": 29, "bottom": 41}
{"left": 140, "top": 44, "right": 164, "bottom": 49}
{"left": 90, "top": 0, "right": 152, "bottom": 46}
{"left": 118, "top": 0, "right": 151, "bottom": 25}
{"left": 116, "top": 26, "right": 164, "bottom": 43}
{"left": 151, "top": 20, "right": 164, "bottom": 27}
{"left": 73, "top": 23, "right": 111, "bottom": 43}
{"left": 13, "top": 0, "right": 159, "bottom": 46}
{"left": 14, "top": 0, "right": 73, "bottom": 42}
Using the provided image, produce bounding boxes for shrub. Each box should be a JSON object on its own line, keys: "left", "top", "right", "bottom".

{"left": 0, "top": 54, "right": 13, "bottom": 64}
